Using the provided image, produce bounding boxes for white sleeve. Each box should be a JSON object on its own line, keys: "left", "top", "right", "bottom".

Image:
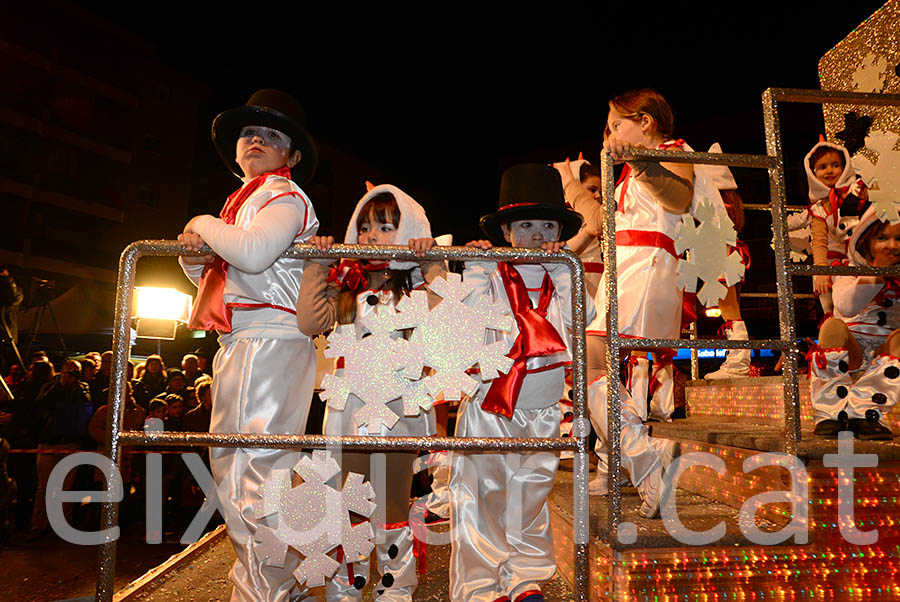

{"left": 191, "top": 196, "right": 307, "bottom": 274}
{"left": 462, "top": 261, "right": 498, "bottom": 302}
{"left": 178, "top": 259, "right": 205, "bottom": 287}
{"left": 545, "top": 262, "right": 597, "bottom": 330}
{"left": 833, "top": 277, "right": 883, "bottom": 318}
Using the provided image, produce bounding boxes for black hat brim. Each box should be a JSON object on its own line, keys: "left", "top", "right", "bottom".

{"left": 479, "top": 204, "right": 584, "bottom": 246}
{"left": 212, "top": 105, "right": 318, "bottom": 185}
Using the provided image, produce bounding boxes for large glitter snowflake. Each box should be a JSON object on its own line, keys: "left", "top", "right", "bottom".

{"left": 320, "top": 305, "right": 430, "bottom": 434}
{"left": 675, "top": 199, "right": 745, "bottom": 307}
{"left": 255, "top": 450, "right": 376, "bottom": 587}
{"left": 396, "top": 272, "right": 515, "bottom": 400}
{"left": 854, "top": 129, "right": 900, "bottom": 224}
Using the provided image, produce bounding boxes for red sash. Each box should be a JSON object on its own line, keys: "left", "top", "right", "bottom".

{"left": 481, "top": 264, "right": 567, "bottom": 418}
{"left": 188, "top": 167, "right": 291, "bottom": 332}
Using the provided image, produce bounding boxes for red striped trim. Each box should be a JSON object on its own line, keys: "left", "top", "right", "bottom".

{"left": 260, "top": 190, "right": 302, "bottom": 210}
{"left": 499, "top": 202, "right": 540, "bottom": 210}
{"left": 465, "top": 360, "right": 570, "bottom": 376}
{"left": 226, "top": 302, "right": 296, "bottom": 315}
{"left": 492, "top": 597, "right": 511, "bottom": 602}
{"left": 616, "top": 230, "right": 677, "bottom": 257}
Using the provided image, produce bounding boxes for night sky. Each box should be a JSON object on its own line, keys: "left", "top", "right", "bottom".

{"left": 91, "top": 1, "right": 888, "bottom": 244}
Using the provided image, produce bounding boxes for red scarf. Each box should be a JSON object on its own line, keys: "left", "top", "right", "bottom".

{"left": 188, "top": 167, "right": 291, "bottom": 332}
{"left": 481, "top": 263, "right": 567, "bottom": 418}
{"left": 328, "top": 260, "right": 370, "bottom": 291}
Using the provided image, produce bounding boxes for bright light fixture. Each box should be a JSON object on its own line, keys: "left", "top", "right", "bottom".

{"left": 134, "top": 287, "right": 192, "bottom": 322}
{"left": 705, "top": 307, "right": 722, "bottom": 318}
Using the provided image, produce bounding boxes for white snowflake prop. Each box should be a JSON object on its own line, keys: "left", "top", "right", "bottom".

{"left": 854, "top": 129, "right": 900, "bottom": 224}
{"left": 675, "top": 199, "right": 745, "bottom": 307}
{"left": 397, "top": 272, "right": 514, "bottom": 400}
{"left": 255, "top": 450, "right": 376, "bottom": 587}
{"left": 852, "top": 52, "right": 890, "bottom": 93}
{"left": 320, "top": 306, "right": 428, "bottom": 434}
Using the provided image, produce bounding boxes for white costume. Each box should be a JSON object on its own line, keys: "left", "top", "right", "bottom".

{"left": 180, "top": 172, "right": 319, "bottom": 602}
{"left": 811, "top": 206, "right": 900, "bottom": 432}
{"left": 300, "top": 184, "right": 439, "bottom": 602}
{"left": 577, "top": 141, "right": 715, "bottom": 511}
{"left": 806, "top": 141, "right": 864, "bottom": 263}
{"left": 449, "top": 261, "right": 594, "bottom": 602}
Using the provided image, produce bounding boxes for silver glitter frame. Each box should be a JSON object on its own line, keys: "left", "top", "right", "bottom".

{"left": 96, "top": 243, "right": 591, "bottom": 601}
{"left": 599, "top": 87, "right": 900, "bottom": 558}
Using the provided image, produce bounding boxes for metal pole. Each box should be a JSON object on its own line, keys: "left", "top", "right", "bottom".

{"left": 763, "top": 88, "right": 801, "bottom": 455}
{"left": 96, "top": 242, "right": 142, "bottom": 602}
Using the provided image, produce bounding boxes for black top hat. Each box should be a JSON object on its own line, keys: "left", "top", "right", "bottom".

{"left": 479, "top": 164, "right": 583, "bottom": 244}
{"left": 212, "top": 89, "right": 318, "bottom": 184}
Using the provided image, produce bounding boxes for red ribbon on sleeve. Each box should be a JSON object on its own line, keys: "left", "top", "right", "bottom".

{"left": 327, "top": 260, "right": 370, "bottom": 291}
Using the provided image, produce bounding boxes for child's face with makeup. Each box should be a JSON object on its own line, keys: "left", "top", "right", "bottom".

{"left": 236, "top": 125, "right": 296, "bottom": 178}
{"left": 867, "top": 223, "right": 900, "bottom": 267}
{"left": 502, "top": 219, "right": 562, "bottom": 248}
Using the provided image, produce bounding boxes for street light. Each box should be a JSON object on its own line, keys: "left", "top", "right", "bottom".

{"left": 133, "top": 287, "right": 193, "bottom": 341}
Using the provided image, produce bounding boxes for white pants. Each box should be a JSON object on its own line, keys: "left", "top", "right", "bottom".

{"left": 210, "top": 335, "right": 316, "bottom": 602}
{"left": 449, "top": 390, "right": 560, "bottom": 602}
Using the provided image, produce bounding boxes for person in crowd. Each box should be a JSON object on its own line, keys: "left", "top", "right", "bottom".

{"left": 180, "top": 354, "right": 203, "bottom": 386}
{"left": 132, "top": 355, "right": 167, "bottom": 409}
{"left": 89, "top": 351, "right": 113, "bottom": 406}
{"left": 806, "top": 139, "right": 868, "bottom": 314}
{"left": 28, "top": 360, "right": 91, "bottom": 538}
{"left": 297, "top": 182, "right": 443, "bottom": 601}
{"left": 450, "top": 164, "right": 592, "bottom": 602}
{"left": 177, "top": 89, "right": 320, "bottom": 602}
{"left": 184, "top": 376, "right": 213, "bottom": 433}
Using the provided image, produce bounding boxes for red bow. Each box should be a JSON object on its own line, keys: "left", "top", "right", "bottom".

{"left": 328, "top": 260, "right": 370, "bottom": 291}
{"left": 481, "top": 264, "right": 567, "bottom": 418}
{"left": 805, "top": 343, "right": 828, "bottom": 378}
{"left": 874, "top": 277, "right": 900, "bottom": 306}
{"left": 188, "top": 167, "right": 292, "bottom": 332}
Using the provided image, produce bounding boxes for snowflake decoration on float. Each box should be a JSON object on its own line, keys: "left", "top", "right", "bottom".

{"left": 320, "top": 304, "right": 429, "bottom": 434}
{"left": 254, "top": 450, "right": 376, "bottom": 587}
{"left": 396, "top": 272, "right": 514, "bottom": 401}
{"left": 675, "top": 199, "right": 745, "bottom": 307}
{"left": 854, "top": 129, "right": 900, "bottom": 224}
{"left": 852, "top": 52, "right": 890, "bottom": 93}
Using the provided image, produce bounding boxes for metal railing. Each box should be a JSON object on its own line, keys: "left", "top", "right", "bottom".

{"left": 96, "top": 242, "right": 592, "bottom": 602}
{"left": 600, "top": 87, "right": 900, "bottom": 546}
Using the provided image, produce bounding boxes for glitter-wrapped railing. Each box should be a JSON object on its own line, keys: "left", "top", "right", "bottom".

{"left": 96, "top": 241, "right": 591, "bottom": 602}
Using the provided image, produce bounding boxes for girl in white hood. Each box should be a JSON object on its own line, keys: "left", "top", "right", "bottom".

{"left": 805, "top": 139, "right": 869, "bottom": 313}
{"left": 809, "top": 205, "right": 900, "bottom": 440}
{"left": 297, "top": 184, "right": 445, "bottom": 601}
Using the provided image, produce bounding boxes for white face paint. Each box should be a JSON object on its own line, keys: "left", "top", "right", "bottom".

{"left": 235, "top": 125, "right": 295, "bottom": 178}
{"left": 502, "top": 219, "right": 562, "bottom": 248}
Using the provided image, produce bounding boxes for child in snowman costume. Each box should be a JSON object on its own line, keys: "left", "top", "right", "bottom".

{"left": 450, "top": 163, "right": 594, "bottom": 602}
{"left": 178, "top": 89, "right": 320, "bottom": 602}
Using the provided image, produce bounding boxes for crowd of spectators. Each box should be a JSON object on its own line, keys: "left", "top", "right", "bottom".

{"left": 0, "top": 348, "right": 216, "bottom": 545}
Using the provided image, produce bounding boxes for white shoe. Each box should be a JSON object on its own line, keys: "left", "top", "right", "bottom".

{"left": 637, "top": 465, "right": 663, "bottom": 519}
{"left": 705, "top": 320, "right": 751, "bottom": 379}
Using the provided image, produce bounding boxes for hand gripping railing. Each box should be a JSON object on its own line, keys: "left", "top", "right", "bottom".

{"left": 599, "top": 86, "right": 900, "bottom": 549}
{"left": 96, "top": 242, "right": 592, "bottom": 602}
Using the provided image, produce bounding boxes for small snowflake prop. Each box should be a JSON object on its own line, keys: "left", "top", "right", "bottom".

{"left": 675, "top": 199, "right": 745, "bottom": 307}
{"left": 852, "top": 52, "right": 890, "bottom": 93}
{"left": 397, "top": 273, "right": 514, "bottom": 400}
{"left": 854, "top": 129, "right": 900, "bottom": 224}
{"left": 255, "top": 450, "right": 376, "bottom": 587}
{"left": 320, "top": 305, "right": 429, "bottom": 433}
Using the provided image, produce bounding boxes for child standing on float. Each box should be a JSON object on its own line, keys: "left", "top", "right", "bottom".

{"left": 806, "top": 139, "right": 868, "bottom": 313}
{"left": 809, "top": 205, "right": 900, "bottom": 440}
{"left": 557, "top": 89, "right": 712, "bottom": 515}
{"left": 178, "top": 90, "right": 320, "bottom": 602}
{"left": 450, "top": 164, "right": 593, "bottom": 602}
{"left": 297, "top": 184, "right": 444, "bottom": 602}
